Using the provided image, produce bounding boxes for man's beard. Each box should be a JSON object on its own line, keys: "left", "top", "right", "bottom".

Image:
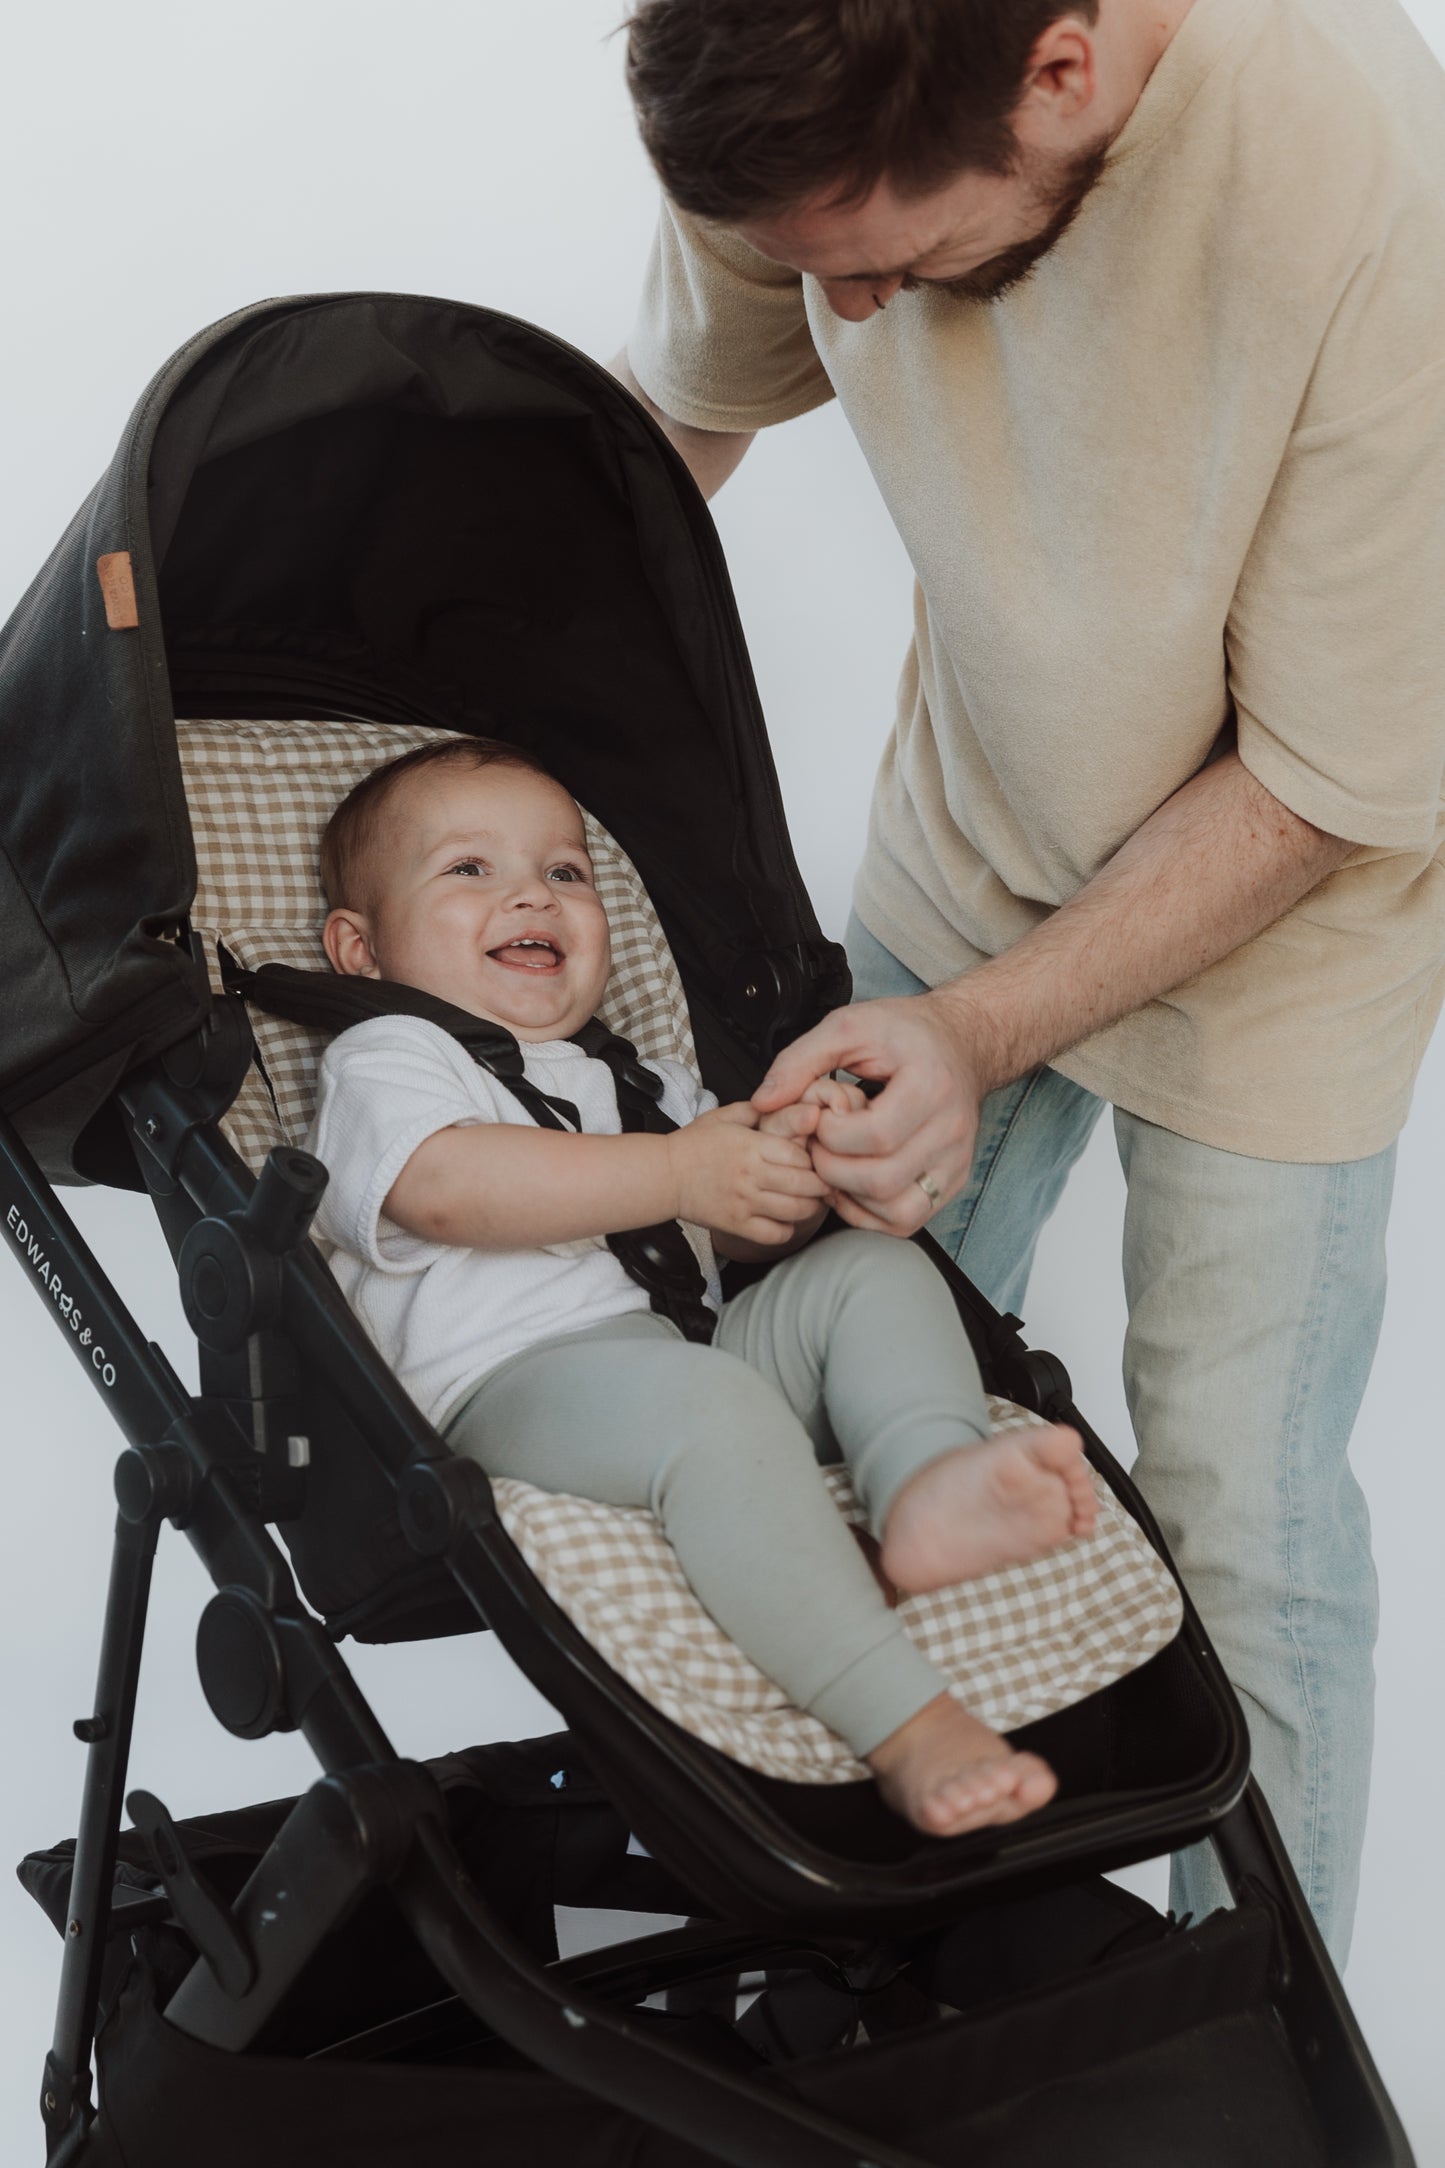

{"left": 912, "top": 136, "right": 1112, "bottom": 305}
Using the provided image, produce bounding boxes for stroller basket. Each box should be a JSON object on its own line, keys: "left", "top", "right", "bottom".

{"left": 0, "top": 292, "right": 1413, "bottom": 2166}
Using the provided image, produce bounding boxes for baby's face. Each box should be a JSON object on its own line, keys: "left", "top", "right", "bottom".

{"left": 328, "top": 761, "right": 612, "bottom": 1041}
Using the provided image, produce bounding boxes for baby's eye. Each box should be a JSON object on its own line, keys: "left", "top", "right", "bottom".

{"left": 547, "top": 864, "right": 585, "bottom": 883}
{"left": 446, "top": 858, "right": 486, "bottom": 878}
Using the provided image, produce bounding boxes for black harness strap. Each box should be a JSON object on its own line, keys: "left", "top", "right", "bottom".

{"left": 225, "top": 961, "right": 717, "bottom": 1344}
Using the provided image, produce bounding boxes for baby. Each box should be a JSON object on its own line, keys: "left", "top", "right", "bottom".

{"left": 307, "top": 737, "right": 1095, "bottom": 1837}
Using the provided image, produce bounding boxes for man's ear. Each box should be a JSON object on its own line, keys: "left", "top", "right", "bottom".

{"left": 323, "top": 906, "right": 381, "bottom": 978}
{"left": 1018, "top": 19, "right": 1097, "bottom": 128}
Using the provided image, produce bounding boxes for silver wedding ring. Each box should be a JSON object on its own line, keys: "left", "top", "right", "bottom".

{"left": 915, "top": 1171, "right": 942, "bottom": 1208}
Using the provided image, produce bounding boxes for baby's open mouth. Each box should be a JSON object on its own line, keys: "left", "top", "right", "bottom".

{"left": 488, "top": 937, "right": 565, "bottom": 973}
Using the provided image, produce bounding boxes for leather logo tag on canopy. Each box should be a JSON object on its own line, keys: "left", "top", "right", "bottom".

{"left": 96, "top": 551, "right": 139, "bottom": 630}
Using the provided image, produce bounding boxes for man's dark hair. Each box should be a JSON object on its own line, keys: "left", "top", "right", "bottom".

{"left": 625, "top": 0, "right": 1099, "bottom": 220}
{"left": 320, "top": 736, "right": 552, "bottom": 910}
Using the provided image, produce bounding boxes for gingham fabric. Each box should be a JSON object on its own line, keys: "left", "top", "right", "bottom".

{"left": 494, "top": 1397, "right": 1182, "bottom": 1782}
{"left": 178, "top": 717, "right": 695, "bottom": 1174}
{"left": 176, "top": 715, "right": 1183, "bottom": 1783}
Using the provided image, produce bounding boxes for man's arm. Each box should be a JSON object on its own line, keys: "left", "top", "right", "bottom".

{"left": 609, "top": 348, "right": 754, "bottom": 501}
{"left": 754, "top": 751, "right": 1357, "bottom": 1233}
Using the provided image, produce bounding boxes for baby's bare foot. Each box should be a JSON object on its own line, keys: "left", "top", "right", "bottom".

{"left": 868, "top": 1693, "right": 1057, "bottom": 1837}
{"left": 880, "top": 1424, "right": 1095, "bottom": 1594}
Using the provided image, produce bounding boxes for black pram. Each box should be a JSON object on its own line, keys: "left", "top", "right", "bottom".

{"left": 0, "top": 293, "right": 1414, "bottom": 2167}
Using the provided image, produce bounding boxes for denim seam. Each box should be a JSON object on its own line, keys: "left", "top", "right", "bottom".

{"left": 944, "top": 1067, "right": 1051, "bottom": 1266}
{"left": 1277, "top": 1159, "right": 1348, "bottom": 1914}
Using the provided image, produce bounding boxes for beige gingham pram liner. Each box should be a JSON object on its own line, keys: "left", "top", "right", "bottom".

{"left": 179, "top": 718, "right": 1183, "bottom": 1783}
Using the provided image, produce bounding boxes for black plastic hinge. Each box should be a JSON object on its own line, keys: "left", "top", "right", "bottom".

{"left": 989, "top": 1314, "right": 1075, "bottom": 1421}
{"left": 397, "top": 1456, "right": 496, "bottom": 1558}
{"left": 126, "top": 1790, "right": 256, "bottom": 1997}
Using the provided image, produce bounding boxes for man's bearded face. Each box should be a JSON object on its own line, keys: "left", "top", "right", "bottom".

{"left": 738, "top": 133, "right": 1115, "bottom": 321}
{"left": 911, "top": 137, "right": 1111, "bottom": 303}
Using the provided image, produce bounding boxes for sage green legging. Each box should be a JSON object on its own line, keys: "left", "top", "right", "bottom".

{"left": 442, "top": 1228, "right": 992, "bottom": 1758}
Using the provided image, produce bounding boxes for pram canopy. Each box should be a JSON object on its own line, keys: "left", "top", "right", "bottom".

{"left": 0, "top": 291, "right": 847, "bottom": 1183}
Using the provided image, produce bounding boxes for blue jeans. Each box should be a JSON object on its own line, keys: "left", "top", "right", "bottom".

{"left": 847, "top": 913, "right": 1395, "bottom": 1966}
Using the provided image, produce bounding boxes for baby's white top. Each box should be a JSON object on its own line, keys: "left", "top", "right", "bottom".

{"left": 308, "top": 1014, "right": 720, "bottom": 1428}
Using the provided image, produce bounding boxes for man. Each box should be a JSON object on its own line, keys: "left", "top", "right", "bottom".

{"left": 612, "top": 0, "right": 1445, "bottom": 1964}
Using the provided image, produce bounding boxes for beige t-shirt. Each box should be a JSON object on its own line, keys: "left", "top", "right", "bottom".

{"left": 628, "top": 0, "right": 1445, "bottom": 1162}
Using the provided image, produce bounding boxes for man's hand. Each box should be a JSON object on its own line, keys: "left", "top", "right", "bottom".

{"left": 669, "top": 1101, "right": 828, "bottom": 1248}
{"left": 755, "top": 1074, "right": 869, "bottom": 1146}
{"left": 750, "top": 1078, "right": 873, "bottom": 1241}
{"left": 752, "top": 998, "right": 994, "bottom": 1236}
{"left": 750, "top": 754, "right": 1358, "bottom": 1238}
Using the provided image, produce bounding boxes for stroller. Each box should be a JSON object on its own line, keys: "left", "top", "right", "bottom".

{"left": 0, "top": 292, "right": 1414, "bottom": 2167}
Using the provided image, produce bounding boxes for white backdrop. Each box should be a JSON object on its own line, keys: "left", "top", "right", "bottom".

{"left": 1, "top": 3, "right": 1442, "bottom": 2159}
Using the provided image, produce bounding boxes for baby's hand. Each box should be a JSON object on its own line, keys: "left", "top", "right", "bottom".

{"left": 756, "top": 1101, "right": 821, "bottom": 1144}
{"left": 756, "top": 1076, "right": 867, "bottom": 1143}
{"left": 801, "top": 1075, "right": 869, "bottom": 1117}
{"left": 669, "top": 1103, "right": 828, "bottom": 1248}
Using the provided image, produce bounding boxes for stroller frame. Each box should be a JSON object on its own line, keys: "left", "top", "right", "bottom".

{"left": 0, "top": 291, "right": 1413, "bottom": 2167}
{"left": 4, "top": 1038, "right": 1408, "bottom": 2168}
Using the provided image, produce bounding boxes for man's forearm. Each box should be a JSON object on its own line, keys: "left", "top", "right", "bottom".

{"left": 608, "top": 348, "right": 754, "bottom": 500}
{"left": 935, "top": 751, "right": 1357, "bottom": 1093}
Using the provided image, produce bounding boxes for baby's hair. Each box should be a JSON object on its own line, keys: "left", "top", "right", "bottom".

{"left": 320, "top": 735, "right": 553, "bottom": 910}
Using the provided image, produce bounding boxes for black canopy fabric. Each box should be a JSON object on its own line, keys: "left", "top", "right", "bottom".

{"left": 0, "top": 293, "right": 847, "bottom": 1182}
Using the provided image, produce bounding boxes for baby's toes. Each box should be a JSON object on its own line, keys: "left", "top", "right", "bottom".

{"left": 923, "top": 1753, "right": 1060, "bottom": 1836}
{"left": 924, "top": 1792, "right": 988, "bottom": 1837}
{"left": 920, "top": 1785, "right": 974, "bottom": 1836}
{"left": 940, "top": 1760, "right": 1039, "bottom": 1829}
{"left": 943, "top": 1763, "right": 1005, "bottom": 1811}
{"left": 1066, "top": 1467, "right": 1098, "bottom": 1535}
{"left": 923, "top": 1766, "right": 1002, "bottom": 1833}
{"left": 1010, "top": 1754, "right": 1059, "bottom": 1813}
{"left": 1029, "top": 1424, "right": 1084, "bottom": 1476}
